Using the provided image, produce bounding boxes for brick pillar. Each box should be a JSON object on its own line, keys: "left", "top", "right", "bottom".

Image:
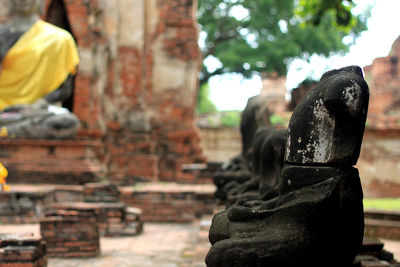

{"left": 40, "top": 204, "right": 100, "bottom": 257}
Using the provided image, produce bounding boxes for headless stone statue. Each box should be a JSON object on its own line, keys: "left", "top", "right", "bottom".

{"left": 0, "top": 0, "right": 80, "bottom": 139}
{"left": 206, "top": 66, "right": 368, "bottom": 267}
{"left": 240, "top": 95, "right": 271, "bottom": 161}
{"left": 226, "top": 127, "right": 287, "bottom": 206}
{"left": 213, "top": 95, "right": 271, "bottom": 200}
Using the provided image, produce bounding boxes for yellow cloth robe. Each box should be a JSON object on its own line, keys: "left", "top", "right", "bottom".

{"left": 0, "top": 163, "right": 9, "bottom": 191}
{"left": 0, "top": 20, "right": 79, "bottom": 110}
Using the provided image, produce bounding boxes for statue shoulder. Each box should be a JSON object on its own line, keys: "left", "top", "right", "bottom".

{"left": 0, "top": 23, "right": 11, "bottom": 37}
{"left": 40, "top": 21, "right": 73, "bottom": 37}
{"left": 322, "top": 69, "right": 369, "bottom": 118}
{"left": 0, "top": 24, "right": 17, "bottom": 61}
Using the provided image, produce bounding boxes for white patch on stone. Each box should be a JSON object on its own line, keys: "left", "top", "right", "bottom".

{"left": 343, "top": 80, "right": 361, "bottom": 117}
{"left": 310, "top": 97, "right": 335, "bottom": 163}
{"left": 285, "top": 131, "right": 291, "bottom": 161}
{"left": 297, "top": 137, "right": 302, "bottom": 143}
{"left": 296, "top": 149, "right": 308, "bottom": 164}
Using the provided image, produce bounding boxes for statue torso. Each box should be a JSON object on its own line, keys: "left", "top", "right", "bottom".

{"left": 0, "top": 24, "right": 24, "bottom": 62}
{"left": 285, "top": 67, "right": 369, "bottom": 166}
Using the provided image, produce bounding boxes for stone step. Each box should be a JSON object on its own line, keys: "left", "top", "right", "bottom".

{"left": 365, "top": 209, "right": 400, "bottom": 222}
{"left": 0, "top": 233, "right": 47, "bottom": 266}
{"left": 1, "top": 182, "right": 217, "bottom": 224}
{"left": 365, "top": 218, "right": 400, "bottom": 240}
{"left": 119, "top": 182, "right": 217, "bottom": 223}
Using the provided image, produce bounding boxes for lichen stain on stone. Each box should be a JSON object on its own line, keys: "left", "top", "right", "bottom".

{"left": 310, "top": 97, "right": 334, "bottom": 163}
{"left": 343, "top": 80, "right": 361, "bottom": 117}
{"left": 286, "top": 130, "right": 291, "bottom": 160}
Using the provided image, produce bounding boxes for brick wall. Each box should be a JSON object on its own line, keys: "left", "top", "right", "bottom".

{"left": 1, "top": 183, "right": 217, "bottom": 224}
{"left": 199, "top": 126, "right": 241, "bottom": 163}
{"left": 0, "top": 187, "right": 53, "bottom": 224}
{"left": 357, "top": 129, "right": 400, "bottom": 198}
{"left": 0, "top": 140, "right": 105, "bottom": 184}
{"left": 364, "top": 35, "right": 400, "bottom": 123}
{"left": 67, "top": 0, "right": 205, "bottom": 184}
{"left": 40, "top": 206, "right": 100, "bottom": 257}
{"left": 119, "top": 183, "right": 216, "bottom": 223}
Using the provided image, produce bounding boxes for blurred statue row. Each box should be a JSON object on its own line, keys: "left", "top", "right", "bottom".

{"left": 207, "top": 65, "right": 369, "bottom": 266}
{"left": 0, "top": 0, "right": 80, "bottom": 139}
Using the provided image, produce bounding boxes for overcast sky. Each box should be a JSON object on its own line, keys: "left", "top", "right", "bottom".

{"left": 209, "top": 0, "right": 400, "bottom": 111}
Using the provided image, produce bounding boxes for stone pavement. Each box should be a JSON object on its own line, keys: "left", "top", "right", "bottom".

{"left": 1, "top": 220, "right": 400, "bottom": 266}
{"left": 0, "top": 221, "right": 210, "bottom": 267}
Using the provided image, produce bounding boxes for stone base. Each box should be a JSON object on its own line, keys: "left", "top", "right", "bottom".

{"left": 0, "top": 187, "right": 53, "bottom": 224}
{"left": 1, "top": 182, "right": 217, "bottom": 225}
{"left": 120, "top": 183, "right": 217, "bottom": 223}
{"left": 0, "top": 233, "right": 47, "bottom": 266}
{"left": 40, "top": 205, "right": 100, "bottom": 258}
{"left": 49, "top": 202, "right": 143, "bottom": 237}
{"left": 0, "top": 139, "right": 105, "bottom": 185}
{"left": 365, "top": 210, "right": 400, "bottom": 241}
{"left": 206, "top": 168, "right": 364, "bottom": 266}
{"left": 84, "top": 182, "right": 120, "bottom": 202}
{"left": 355, "top": 237, "right": 399, "bottom": 266}
{"left": 182, "top": 162, "right": 222, "bottom": 184}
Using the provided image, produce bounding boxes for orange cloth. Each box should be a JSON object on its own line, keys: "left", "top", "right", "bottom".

{"left": 0, "top": 162, "right": 9, "bottom": 191}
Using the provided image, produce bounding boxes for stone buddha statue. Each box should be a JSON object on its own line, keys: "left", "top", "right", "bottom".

{"left": 0, "top": 0, "right": 80, "bottom": 139}
{"left": 206, "top": 66, "right": 369, "bottom": 266}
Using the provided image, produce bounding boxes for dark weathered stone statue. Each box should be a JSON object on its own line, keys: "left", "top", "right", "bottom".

{"left": 226, "top": 127, "right": 287, "bottom": 206}
{"left": 213, "top": 95, "right": 271, "bottom": 200}
{"left": 206, "top": 65, "right": 369, "bottom": 267}
{"left": 0, "top": 0, "right": 80, "bottom": 139}
{"left": 240, "top": 95, "right": 271, "bottom": 160}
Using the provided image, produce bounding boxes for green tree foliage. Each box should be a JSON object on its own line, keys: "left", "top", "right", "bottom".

{"left": 197, "top": 83, "right": 217, "bottom": 114}
{"left": 297, "top": 0, "right": 355, "bottom": 27}
{"left": 197, "top": 0, "right": 370, "bottom": 85}
{"left": 220, "top": 110, "right": 241, "bottom": 127}
{"left": 270, "top": 114, "right": 289, "bottom": 127}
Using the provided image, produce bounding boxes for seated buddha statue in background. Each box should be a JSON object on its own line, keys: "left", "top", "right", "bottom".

{"left": 0, "top": 0, "right": 80, "bottom": 139}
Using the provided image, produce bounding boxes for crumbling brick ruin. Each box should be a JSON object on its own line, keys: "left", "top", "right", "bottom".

{"left": 0, "top": 0, "right": 205, "bottom": 185}
{"left": 357, "top": 36, "right": 400, "bottom": 197}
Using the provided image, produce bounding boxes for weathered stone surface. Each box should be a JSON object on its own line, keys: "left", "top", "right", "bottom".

{"left": 84, "top": 181, "right": 120, "bottom": 202}
{"left": 207, "top": 66, "right": 369, "bottom": 266}
{"left": 207, "top": 167, "right": 364, "bottom": 267}
{"left": 225, "top": 127, "right": 287, "bottom": 205}
{"left": 0, "top": 233, "right": 47, "bottom": 266}
{"left": 212, "top": 155, "right": 252, "bottom": 200}
{"left": 355, "top": 237, "right": 399, "bottom": 266}
{"left": 212, "top": 96, "right": 271, "bottom": 200}
{"left": 41, "top": 204, "right": 101, "bottom": 258}
{"left": 240, "top": 95, "right": 271, "bottom": 158}
{"left": 285, "top": 65, "right": 369, "bottom": 165}
{"left": 257, "top": 128, "right": 287, "bottom": 200}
